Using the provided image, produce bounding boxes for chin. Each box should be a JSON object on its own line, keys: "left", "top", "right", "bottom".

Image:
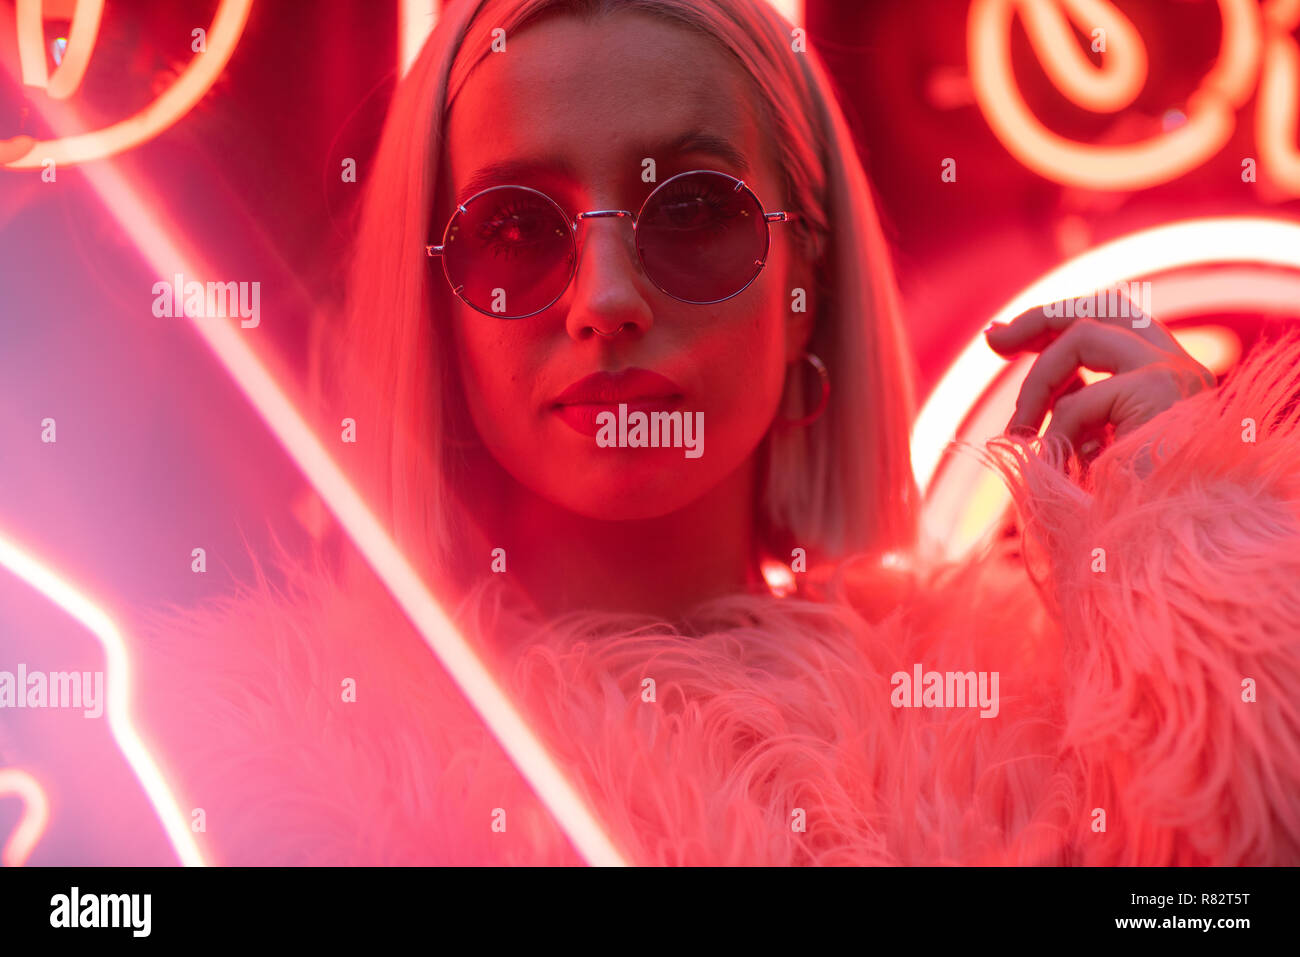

{"left": 543, "top": 473, "right": 713, "bottom": 522}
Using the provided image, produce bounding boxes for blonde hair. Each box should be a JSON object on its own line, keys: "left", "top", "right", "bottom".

{"left": 326, "top": 0, "right": 919, "bottom": 599}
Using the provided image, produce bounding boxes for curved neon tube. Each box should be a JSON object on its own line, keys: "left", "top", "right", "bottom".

{"left": 17, "top": 0, "right": 107, "bottom": 100}
{"left": 968, "top": 0, "right": 1260, "bottom": 191}
{"left": 0, "top": 530, "right": 206, "bottom": 866}
{"left": 913, "top": 216, "right": 1300, "bottom": 491}
{"left": 2, "top": 0, "right": 253, "bottom": 169}
{"left": 0, "top": 767, "right": 50, "bottom": 866}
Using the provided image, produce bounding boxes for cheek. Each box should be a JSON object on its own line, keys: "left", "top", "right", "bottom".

{"left": 688, "top": 286, "right": 792, "bottom": 437}
{"left": 724, "top": 253, "right": 798, "bottom": 401}
{"left": 449, "top": 309, "right": 537, "bottom": 442}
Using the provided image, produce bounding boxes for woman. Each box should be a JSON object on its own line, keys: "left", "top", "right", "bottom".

{"left": 139, "top": 0, "right": 1300, "bottom": 865}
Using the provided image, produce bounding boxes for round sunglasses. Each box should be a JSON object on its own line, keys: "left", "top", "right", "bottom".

{"left": 425, "top": 169, "right": 800, "bottom": 319}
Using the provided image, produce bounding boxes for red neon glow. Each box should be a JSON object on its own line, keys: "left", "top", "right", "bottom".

{"left": 2, "top": 0, "right": 253, "bottom": 169}
{"left": 968, "top": 0, "right": 1300, "bottom": 194}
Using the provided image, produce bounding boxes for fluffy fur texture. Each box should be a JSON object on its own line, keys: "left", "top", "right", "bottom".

{"left": 133, "top": 332, "right": 1300, "bottom": 865}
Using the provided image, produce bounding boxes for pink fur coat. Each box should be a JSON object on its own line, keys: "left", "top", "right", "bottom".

{"left": 134, "top": 332, "right": 1300, "bottom": 865}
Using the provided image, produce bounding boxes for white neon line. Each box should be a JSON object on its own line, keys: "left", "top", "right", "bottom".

{"left": 0, "top": 531, "right": 206, "bottom": 866}
{"left": 399, "top": 0, "right": 439, "bottom": 78}
{"left": 912, "top": 216, "right": 1300, "bottom": 490}
{"left": 65, "top": 156, "right": 627, "bottom": 869}
{"left": 766, "top": 0, "right": 805, "bottom": 23}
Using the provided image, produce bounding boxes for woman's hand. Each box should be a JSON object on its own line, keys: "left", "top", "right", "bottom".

{"left": 984, "top": 298, "right": 1217, "bottom": 458}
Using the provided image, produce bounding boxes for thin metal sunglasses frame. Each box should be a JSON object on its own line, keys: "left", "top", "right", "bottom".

{"left": 424, "top": 168, "right": 802, "bottom": 319}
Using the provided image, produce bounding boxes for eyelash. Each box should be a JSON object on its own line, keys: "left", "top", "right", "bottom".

{"left": 477, "top": 199, "right": 553, "bottom": 259}
{"left": 465, "top": 171, "right": 739, "bottom": 256}
{"left": 653, "top": 180, "right": 735, "bottom": 232}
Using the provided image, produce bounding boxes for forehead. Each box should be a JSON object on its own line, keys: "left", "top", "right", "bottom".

{"left": 443, "top": 11, "right": 769, "bottom": 201}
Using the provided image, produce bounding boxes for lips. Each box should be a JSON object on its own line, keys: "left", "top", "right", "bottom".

{"left": 551, "top": 368, "right": 685, "bottom": 438}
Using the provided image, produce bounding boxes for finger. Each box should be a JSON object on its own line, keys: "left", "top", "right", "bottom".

{"left": 1009, "top": 372, "right": 1088, "bottom": 434}
{"left": 1057, "top": 370, "right": 1087, "bottom": 400}
{"left": 985, "top": 291, "right": 1179, "bottom": 356}
{"left": 1030, "top": 371, "right": 1090, "bottom": 442}
{"left": 1040, "top": 374, "right": 1132, "bottom": 451}
{"left": 1007, "top": 321, "right": 1161, "bottom": 433}
{"left": 985, "top": 302, "right": 1078, "bottom": 357}
{"left": 1043, "top": 370, "right": 1089, "bottom": 423}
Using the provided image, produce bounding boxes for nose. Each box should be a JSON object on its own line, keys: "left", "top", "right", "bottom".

{"left": 563, "top": 214, "right": 654, "bottom": 342}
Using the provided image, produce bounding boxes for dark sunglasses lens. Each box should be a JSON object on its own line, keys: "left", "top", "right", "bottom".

{"left": 637, "top": 172, "right": 768, "bottom": 303}
{"left": 442, "top": 187, "right": 574, "bottom": 317}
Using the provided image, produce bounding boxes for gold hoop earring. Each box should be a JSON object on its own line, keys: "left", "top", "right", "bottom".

{"left": 778, "top": 352, "right": 830, "bottom": 427}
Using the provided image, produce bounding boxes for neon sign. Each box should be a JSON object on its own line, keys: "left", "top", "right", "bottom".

{"left": 914, "top": 216, "right": 1300, "bottom": 560}
{"left": 1, "top": 0, "right": 253, "bottom": 169}
{"left": 0, "top": 767, "right": 49, "bottom": 866}
{"left": 0, "top": 527, "right": 206, "bottom": 865}
{"left": 968, "top": 0, "right": 1300, "bottom": 194}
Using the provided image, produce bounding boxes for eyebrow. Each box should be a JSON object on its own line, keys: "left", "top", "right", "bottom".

{"left": 456, "top": 129, "right": 753, "bottom": 199}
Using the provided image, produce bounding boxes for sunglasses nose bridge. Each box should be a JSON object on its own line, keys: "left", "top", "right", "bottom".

{"left": 570, "top": 207, "right": 642, "bottom": 272}
{"left": 573, "top": 208, "right": 637, "bottom": 230}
